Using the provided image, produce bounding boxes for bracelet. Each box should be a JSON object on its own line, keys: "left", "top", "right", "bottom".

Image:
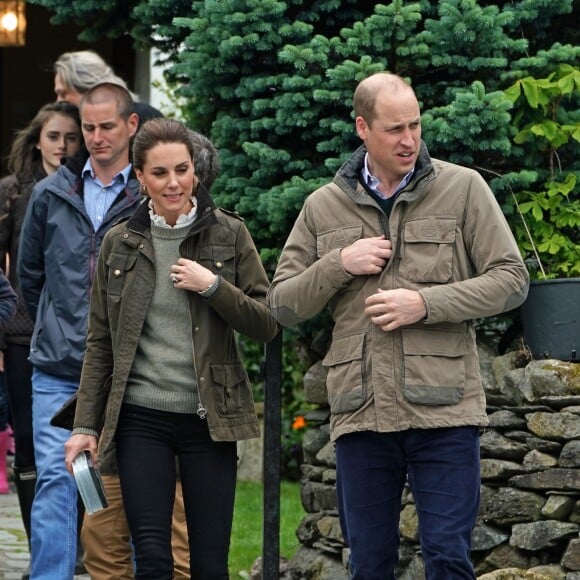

{"left": 198, "top": 276, "right": 220, "bottom": 298}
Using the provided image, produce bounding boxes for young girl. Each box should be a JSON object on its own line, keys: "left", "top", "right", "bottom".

{"left": 0, "top": 101, "right": 81, "bottom": 562}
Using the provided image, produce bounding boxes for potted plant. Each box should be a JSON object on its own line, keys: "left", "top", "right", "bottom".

{"left": 502, "top": 64, "right": 580, "bottom": 362}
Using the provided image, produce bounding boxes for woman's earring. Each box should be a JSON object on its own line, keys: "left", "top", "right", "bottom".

{"left": 140, "top": 183, "right": 148, "bottom": 195}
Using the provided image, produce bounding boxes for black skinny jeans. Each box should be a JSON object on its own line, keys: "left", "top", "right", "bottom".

{"left": 116, "top": 404, "right": 237, "bottom": 580}
{"left": 4, "top": 344, "right": 35, "bottom": 468}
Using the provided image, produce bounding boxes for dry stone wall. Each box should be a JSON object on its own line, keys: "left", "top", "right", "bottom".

{"left": 284, "top": 346, "right": 580, "bottom": 580}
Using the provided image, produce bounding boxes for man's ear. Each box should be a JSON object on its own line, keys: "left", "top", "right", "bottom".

{"left": 128, "top": 113, "right": 139, "bottom": 137}
{"left": 355, "top": 116, "right": 367, "bottom": 140}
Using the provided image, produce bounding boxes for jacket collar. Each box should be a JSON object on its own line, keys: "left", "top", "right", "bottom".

{"left": 57, "top": 147, "right": 141, "bottom": 205}
{"left": 335, "top": 141, "right": 434, "bottom": 200}
{"left": 64, "top": 146, "right": 139, "bottom": 183}
{"left": 126, "top": 183, "right": 219, "bottom": 236}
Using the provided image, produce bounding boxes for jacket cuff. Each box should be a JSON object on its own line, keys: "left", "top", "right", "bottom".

{"left": 72, "top": 427, "right": 99, "bottom": 438}
{"left": 198, "top": 275, "right": 221, "bottom": 298}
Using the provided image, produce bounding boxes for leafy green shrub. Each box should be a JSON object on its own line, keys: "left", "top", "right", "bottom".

{"left": 502, "top": 64, "right": 580, "bottom": 279}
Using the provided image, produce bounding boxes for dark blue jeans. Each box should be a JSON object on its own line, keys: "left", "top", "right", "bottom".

{"left": 336, "top": 427, "right": 480, "bottom": 580}
{"left": 116, "top": 404, "right": 237, "bottom": 580}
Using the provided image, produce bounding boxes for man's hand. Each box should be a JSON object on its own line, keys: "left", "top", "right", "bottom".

{"left": 64, "top": 434, "right": 98, "bottom": 475}
{"left": 364, "top": 288, "right": 427, "bottom": 331}
{"left": 340, "top": 235, "right": 392, "bottom": 276}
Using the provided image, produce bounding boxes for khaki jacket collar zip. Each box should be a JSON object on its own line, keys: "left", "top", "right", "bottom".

{"left": 336, "top": 142, "right": 434, "bottom": 203}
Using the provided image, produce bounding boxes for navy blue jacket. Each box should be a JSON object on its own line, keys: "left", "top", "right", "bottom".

{"left": 17, "top": 151, "right": 143, "bottom": 380}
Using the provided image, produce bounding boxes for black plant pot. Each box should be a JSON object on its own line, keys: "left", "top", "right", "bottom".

{"left": 520, "top": 278, "right": 580, "bottom": 362}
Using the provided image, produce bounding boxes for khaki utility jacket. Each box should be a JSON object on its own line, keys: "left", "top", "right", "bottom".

{"left": 269, "top": 144, "right": 529, "bottom": 441}
{"left": 73, "top": 189, "right": 279, "bottom": 457}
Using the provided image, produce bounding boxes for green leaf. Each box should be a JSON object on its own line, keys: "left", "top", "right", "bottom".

{"left": 532, "top": 204, "right": 544, "bottom": 221}
{"left": 520, "top": 77, "right": 540, "bottom": 108}
{"left": 504, "top": 83, "right": 521, "bottom": 103}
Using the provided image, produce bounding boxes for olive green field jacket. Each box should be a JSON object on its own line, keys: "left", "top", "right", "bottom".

{"left": 268, "top": 143, "right": 529, "bottom": 441}
{"left": 73, "top": 189, "right": 279, "bottom": 460}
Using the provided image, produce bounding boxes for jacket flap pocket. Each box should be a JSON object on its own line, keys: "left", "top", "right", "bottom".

{"left": 199, "top": 245, "right": 236, "bottom": 276}
{"left": 404, "top": 217, "right": 456, "bottom": 244}
{"left": 403, "top": 328, "right": 466, "bottom": 357}
{"left": 317, "top": 225, "right": 363, "bottom": 257}
{"left": 322, "top": 333, "right": 364, "bottom": 366}
{"left": 210, "top": 363, "right": 246, "bottom": 386}
{"left": 106, "top": 252, "right": 137, "bottom": 273}
{"left": 199, "top": 245, "right": 236, "bottom": 261}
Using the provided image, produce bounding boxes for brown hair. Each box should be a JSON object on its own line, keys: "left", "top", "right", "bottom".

{"left": 132, "top": 118, "right": 195, "bottom": 172}
{"left": 80, "top": 82, "right": 135, "bottom": 121}
{"left": 7, "top": 101, "right": 81, "bottom": 180}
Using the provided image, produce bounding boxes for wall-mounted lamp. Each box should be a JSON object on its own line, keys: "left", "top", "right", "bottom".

{"left": 0, "top": 0, "right": 26, "bottom": 47}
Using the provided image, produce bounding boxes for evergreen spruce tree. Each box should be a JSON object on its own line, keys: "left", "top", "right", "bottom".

{"left": 28, "top": 0, "right": 579, "bottom": 265}
{"left": 167, "top": 0, "right": 578, "bottom": 265}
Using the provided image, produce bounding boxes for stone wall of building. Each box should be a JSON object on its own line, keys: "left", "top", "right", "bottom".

{"left": 283, "top": 346, "right": 580, "bottom": 580}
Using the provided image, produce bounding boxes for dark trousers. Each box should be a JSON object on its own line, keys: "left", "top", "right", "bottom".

{"left": 335, "top": 426, "right": 480, "bottom": 580}
{"left": 116, "top": 404, "right": 237, "bottom": 580}
{"left": 4, "top": 344, "right": 35, "bottom": 468}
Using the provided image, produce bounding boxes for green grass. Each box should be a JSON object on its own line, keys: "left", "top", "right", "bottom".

{"left": 229, "top": 480, "right": 305, "bottom": 579}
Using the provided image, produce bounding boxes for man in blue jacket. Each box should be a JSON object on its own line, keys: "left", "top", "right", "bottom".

{"left": 18, "top": 82, "right": 140, "bottom": 580}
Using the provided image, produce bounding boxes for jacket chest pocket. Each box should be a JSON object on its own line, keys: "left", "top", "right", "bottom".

{"left": 316, "top": 225, "right": 363, "bottom": 258}
{"left": 399, "top": 217, "right": 456, "bottom": 283}
{"left": 198, "top": 244, "right": 236, "bottom": 284}
{"left": 106, "top": 252, "right": 138, "bottom": 297}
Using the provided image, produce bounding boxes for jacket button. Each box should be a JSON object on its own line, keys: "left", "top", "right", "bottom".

{"left": 200, "top": 377, "right": 205, "bottom": 382}
{"left": 123, "top": 233, "right": 128, "bottom": 238}
{"left": 114, "top": 269, "right": 121, "bottom": 276}
{"left": 215, "top": 261, "right": 223, "bottom": 268}
{"left": 194, "top": 326, "right": 199, "bottom": 332}
{"left": 139, "top": 244, "right": 144, "bottom": 249}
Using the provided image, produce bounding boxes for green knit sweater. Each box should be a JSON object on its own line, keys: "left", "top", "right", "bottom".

{"left": 123, "top": 221, "right": 199, "bottom": 413}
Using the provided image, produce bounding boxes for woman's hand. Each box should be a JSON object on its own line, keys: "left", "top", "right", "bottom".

{"left": 170, "top": 258, "right": 217, "bottom": 292}
{"left": 64, "top": 433, "right": 98, "bottom": 475}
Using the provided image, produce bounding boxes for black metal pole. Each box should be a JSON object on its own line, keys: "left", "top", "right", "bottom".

{"left": 262, "top": 331, "right": 283, "bottom": 579}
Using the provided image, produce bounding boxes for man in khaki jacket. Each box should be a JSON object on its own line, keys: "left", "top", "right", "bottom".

{"left": 268, "top": 73, "right": 529, "bottom": 579}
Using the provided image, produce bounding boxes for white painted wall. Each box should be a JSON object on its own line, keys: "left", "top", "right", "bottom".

{"left": 149, "top": 48, "right": 185, "bottom": 118}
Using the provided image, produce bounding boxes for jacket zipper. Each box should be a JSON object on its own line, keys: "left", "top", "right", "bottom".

{"left": 189, "top": 309, "right": 208, "bottom": 420}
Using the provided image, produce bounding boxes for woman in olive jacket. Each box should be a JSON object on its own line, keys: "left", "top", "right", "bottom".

{"left": 65, "top": 118, "right": 278, "bottom": 579}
